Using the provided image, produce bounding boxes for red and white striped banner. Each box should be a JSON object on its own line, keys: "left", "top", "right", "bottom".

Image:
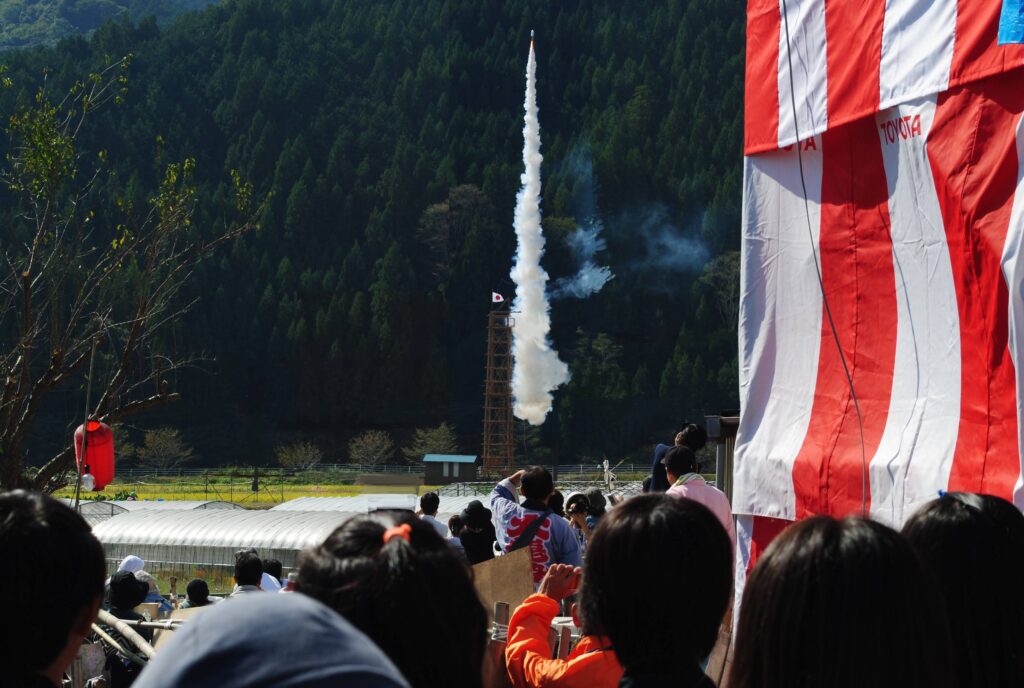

{"left": 736, "top": 68, "right": 1024, "bottom": 547}
{"left": 745, "top": 0, "right": 1024, "bottom": 154}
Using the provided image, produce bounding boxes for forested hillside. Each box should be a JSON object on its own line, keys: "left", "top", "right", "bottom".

{"left": 0, "top": 0, "right": 745, "bottom": 465}
{"left": 0, "top": 0, "right": 218, "bottom": 50}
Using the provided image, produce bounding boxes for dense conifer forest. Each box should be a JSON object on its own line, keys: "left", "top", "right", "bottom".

{"left": 0, "top": 0, "right": 744, "bottom": 466}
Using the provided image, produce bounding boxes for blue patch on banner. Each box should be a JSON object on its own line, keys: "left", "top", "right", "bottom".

{"left": 1000, "top": 0, "right": 1024, "bottom": 44}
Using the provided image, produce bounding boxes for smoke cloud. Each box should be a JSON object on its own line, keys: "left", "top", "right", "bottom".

{"left": 623, "top": 204, "right": 710, "bottom": 273}
{"left": 551, "top": 218, "right": 615, "bottom": 298}
{"left": 509, "top": 40, "right": 569, "bottom": 426}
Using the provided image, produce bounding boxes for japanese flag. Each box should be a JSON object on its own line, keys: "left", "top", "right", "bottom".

{"left": 491, "top": 292, "right": 505, "bottom": 303}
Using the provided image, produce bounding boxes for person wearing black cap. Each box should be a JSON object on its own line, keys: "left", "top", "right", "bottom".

{"left": 458, "top": 499, "right": 497, "bottom": 565}
{"left": 101, "top": 570, "right": 153, "bottom": 686}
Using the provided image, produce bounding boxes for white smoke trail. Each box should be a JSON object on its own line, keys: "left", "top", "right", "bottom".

{"left": 510, "top": 39, "right": 569, "bottom": 426}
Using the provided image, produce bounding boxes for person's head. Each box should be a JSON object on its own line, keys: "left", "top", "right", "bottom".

{"left": 677, "top": 422, "right": 707, "bottom": 452}
{"left": 730, "top": 516, "right": 953, "bottom": 688}
{"left": 127, "top": 593, "right": 408, "bottom": 688}
{"left": 583, "top": 488, "right": 606, "bottom": 516}
{"left": 460, "top": 500, "right": 491, "bottom": 531}
{"left": 0, "top": 491, "right": 105, "bottom": 682}
{"left": 565, "top": 493, "right": 590, "bottom": 517}
{"left": 661, "top": 445, "right": 699, "bottom": 482}
{"left": 186, "top": 578, "right": 211, "bottom": 607}
{"left": 902, "top": 493, "right": 1024, "bottom": 688}
{"left": 234, "top": 550, "right": 263, "bottom": 587}
{"left": 109, "top": 570, "right": 149, "bottom": 610}
{"left": 262, "top": 558, "right": 283, "bottom": 582}
{"left": 578, "top": 495, "right": 731, "bottom": 670}
{"left": 520, "top": 466, "right": 554, "bottom": 501}
{"left": 547, "top": 490, "right": 565, "bottom": 517}
{"left": 296, "top": 510, "right": 487, "bottom": 688}
{"left": 419, "top": 492, "right": 440, "bottom": 516}
{"left": 448, "top": 514, "right": 464, "bottom": 538}
{"left": 135, "top": 570, "right": 160, "bottom": 595}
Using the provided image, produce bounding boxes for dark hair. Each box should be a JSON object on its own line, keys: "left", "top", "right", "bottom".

{"left": 661, "top": 445, "right": 699, "bottom": 477}
{"left": 579, "top": 495, "right": 731, "bottom": 670}
{"left": 730, "top": 516, "right": 953, "bottom": 688}
{"left": 679, "top": 423, "right": 707, "bottom": 452}
{"left": 583, "top": 488, "right": 607, "bottom": 516}
{"left": 262, "top": 558, "right": 283, "bottom": 582}
{"left": 520, "top": 466, "right": 553, "bottom": 501}
{"left": 296, "top": 510, "right": 487, "bottom": 688}
{"left": 234, "top": 550, "right": 263, "bottom": 586}
{"left": 0, "top": 491, "right": 105, "bottom": 673}
{"left": 419, "top": 491, "right": 440, "bottom": 515}
{"left": 547, "top": 490, "right": 565, "bottom": 517}
{"left": 902, "top": 493, "right": 1024, "bottom": 688}
{"left": 186, "top": 579, "right": 211, "bottom": 606}
{"left": 565, "top": 493, "right": 590, "bottom": 516}
{"left": 448, "top": 514, "right": 464, "bottom": 538}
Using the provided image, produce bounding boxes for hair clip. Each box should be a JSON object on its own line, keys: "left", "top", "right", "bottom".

{"left": 937, "top": 489, "right": 947, "bottom": 498}
{"left": 383, "top": 523, "right": 412, "bottom": 544}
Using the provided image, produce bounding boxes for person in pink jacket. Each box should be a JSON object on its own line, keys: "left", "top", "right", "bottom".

{"left": 662, "top": 446, "right": 735, "bottom": 549}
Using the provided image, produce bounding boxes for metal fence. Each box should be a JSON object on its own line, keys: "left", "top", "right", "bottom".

{"left": 112, "top": 463, "right": 650, "bottom": 479}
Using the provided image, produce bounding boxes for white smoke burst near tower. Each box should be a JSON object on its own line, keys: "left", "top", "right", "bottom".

{"left": 509, "top": 36, "right": 569, "bottom": 426}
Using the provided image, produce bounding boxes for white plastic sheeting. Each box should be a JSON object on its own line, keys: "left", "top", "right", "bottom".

{"left": 269, "top": 494, "right": 484, "bottom": 525}
{"left": 92, "top": 509, "right": 350, "bottom": 569}
{"left": 106, "top": 500, "right": 245, "bottom": 511}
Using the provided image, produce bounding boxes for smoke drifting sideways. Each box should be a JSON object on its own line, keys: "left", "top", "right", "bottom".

{"left": 550, "top": 218, "right": 615, "bottom": 299}
{"left": 509, "top": 39, "right": 570, "bottom": 426}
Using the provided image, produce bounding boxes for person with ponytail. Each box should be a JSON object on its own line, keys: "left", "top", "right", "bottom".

{"left": 295, "top": 510, "right": 488, "bottom": 688}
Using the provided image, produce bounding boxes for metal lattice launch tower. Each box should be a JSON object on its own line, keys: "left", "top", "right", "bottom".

{"left": 482, "top": 311, "right": 515, "bottom": 474}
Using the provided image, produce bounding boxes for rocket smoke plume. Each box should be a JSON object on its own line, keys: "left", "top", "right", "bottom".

{"left": 509, "top": 38, "right": 569, "bottom": 426}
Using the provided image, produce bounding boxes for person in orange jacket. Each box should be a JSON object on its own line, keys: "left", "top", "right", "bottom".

{"left": 505, "top": 563, "right": 623, "bottom": 688}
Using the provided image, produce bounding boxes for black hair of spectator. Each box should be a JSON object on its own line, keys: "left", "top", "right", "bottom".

{"left": 296, "top": 510, "right": 487, "bottom": 688}
{"left": 902, "top": 493, "right": 1024, "bottom": 688}
{"left": 419, "top": 491, "right": 440, "bottom": 515}
{"left": 448, "top": 514, "right": 464, "bottom": 538}
{"left": 234, "top": 550, "right": 263, "bottom": 586}
{"left": 661, "top": 445, "right": 699, "bottom": 477}
{"left": 731, "top": 516, "right": 953, "bottom": 688}
{"left": 520, "top": 466, "right": 554, "bottom": 502}
{"left": 186, "top": 579, "right": 211, "bottom": 606}
{"left": 0, "top": 491, "right": 105, "bottom": 674}
{"left": 583, "top": 488, "right": 606, "bottom": 516}
{"left": 565, "top": 493, "right": 590, "bottom": 516}
{"left": 678, "top": 422, "right": 708, "bottom": 452}
{"left": 547, "top": 490, "right": 565, "bottom": 517}
{"left": 262, "top": 558, "right": 283, "bottom": 582}
{"left": 578, "top": 495, "right": 731, "bottom": 670}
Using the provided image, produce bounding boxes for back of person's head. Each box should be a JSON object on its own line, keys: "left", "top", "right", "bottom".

{"left": 661, "top": 445, "right": 699, "bottom": 478}
{"left": 520, "top": 466, "right": 554, "bottom": 501}
{"left": 547, "top": 490, "right": 565, "bottom": 517}
{"left": 296, "top": 510, "right": 487, "bottom": 688}
{"left": 131, "top": 592, "right": 409, "bottom": 688}
{"left": 262, "top": 558, "right": 283, "bottom": 582}
{"left": 186, "top": 578, "right": 211, "bottom": 606}
{"left": 135, "top": 570, "right": 159, "bottom": 594}
{"left": 109, "top": 570, "right": 149, "bottom": 609}
{"left": 419, "top": 491, "right": 440, "bottom": 515}
{"left": 731, "top": 516, "right": 953, "bottom": 688}
{"left": 678, "top": 422, "right": 708, "bottom": 452}
{"left": 565, "top": 493, "right": 590, "bottom": 516}
{"left": 234, "top": 550, "right": 263, "bottom": 587}
{"left": 448, "top": 514, "right": 464, "bottom": 538}
{"left": 0, "top": 491, "right": 105, "bottom": 677}
{"left": 578, "top": 495, "right": 731, "bottom": 670}
{"left": 902, "top": 493, "right": 1024, "bottom": 688}
{"left": 583, "top": 488, "right": 606, "bottom": 516}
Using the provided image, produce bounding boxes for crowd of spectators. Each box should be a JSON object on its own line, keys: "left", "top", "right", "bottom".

{"left": 4, "top": 444, "right": 1024, "bottom": 688}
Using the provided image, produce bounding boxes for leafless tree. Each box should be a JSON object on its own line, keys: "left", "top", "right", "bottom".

{"left": 0, "top": 57, "right": 260, "bottom": 491}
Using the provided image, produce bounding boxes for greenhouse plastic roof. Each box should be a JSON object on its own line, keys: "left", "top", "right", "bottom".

{"left": 106, "top": 500, "right": 245, "bottom": 511}
{"left": 270, "top": 494, "right": 488, "bottom": 521}
{"left": 92, "top": 509, "right": 351, "bottom": 569}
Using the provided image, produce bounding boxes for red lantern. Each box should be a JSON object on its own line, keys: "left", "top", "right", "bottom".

{"left": 75, "top": 420, "right": 114, "bottom": 491}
